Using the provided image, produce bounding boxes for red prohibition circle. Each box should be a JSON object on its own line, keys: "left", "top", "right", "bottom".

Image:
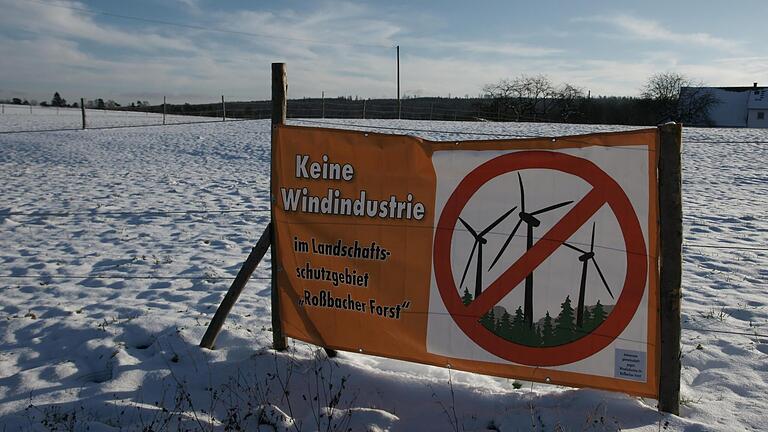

{"left": 433, "top": 151, "right": 647, "bottom": 367}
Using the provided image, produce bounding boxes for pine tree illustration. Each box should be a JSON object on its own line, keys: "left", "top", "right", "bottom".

{"left": 581, "top": 306, "right": 592, "bottom": 329}
{"left": 498, "top": 311, "right": 513, "bottom": 339}
{"left": 541, "top": 311, "right": 554, "bottom": 345}
{"left": 480, "top": 309, "right": 496, "bottom": 331}
{"left": 554, "top": 295, "right": 575, "bottom": 345}
{"left": 591, "top": 300, "right": 607, "bottom": 329}
{"left": 461, "top": 288, "right": 473, "bottom": 306}
{"left": 511, "top": 306, "right": 525, "bottom": 341}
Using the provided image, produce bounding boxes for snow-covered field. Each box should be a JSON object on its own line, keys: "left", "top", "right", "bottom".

{"left": 0, "top": 112, "right": 766, "bottom": 431}
{"left": 0, "top": 104, "right": 224, "bottom": 132}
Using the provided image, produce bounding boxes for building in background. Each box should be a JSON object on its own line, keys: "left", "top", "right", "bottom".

{"left": 680, "top": 83, "right": 768, "bottom": 128}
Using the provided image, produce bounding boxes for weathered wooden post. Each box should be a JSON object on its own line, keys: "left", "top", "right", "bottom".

{"left": 657, "top": 122, "right": 683, "bottom": 415}
{"left": 271, "top": 63, "right": 288, "bottom": 352}
{"left": 163, "top": 96, "right": 166, "bottom": 125}
{"left": 200, "top": 224, "right": 273, "bottom": 349}
{"left": 270, "top": 64, "right": 336, "bottom": 358}
{"left": 222, "top": 95, "right": 226, "bottom": 122}
{"left": 81, "top": 98, "right": 86, "bottom": 129}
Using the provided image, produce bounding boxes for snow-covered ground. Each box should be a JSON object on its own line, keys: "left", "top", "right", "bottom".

{"left": 0, "top": 113, "right": 766, "bottom": 431}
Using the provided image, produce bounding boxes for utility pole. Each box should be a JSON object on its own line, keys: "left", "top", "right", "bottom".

{"left": 396, "top": 45, "right": 401, "bottom": 120}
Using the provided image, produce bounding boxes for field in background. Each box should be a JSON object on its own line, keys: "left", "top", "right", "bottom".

{"left": 0, "top": 113, "right": 766, "bottom": 431}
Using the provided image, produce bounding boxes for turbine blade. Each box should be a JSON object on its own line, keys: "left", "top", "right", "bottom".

{"left": 517, "top": 172, "right": 525, "bottom": 213}
{"left": 562, "top": 241, "right": 587, "bottom": 254}
{"left": 489, "top": 217, "right": 523, "bottom": 270}
{"left": 458, "top": 217, "right": 479, "bottom": 239}
{"left": 479, "top": 206, "right": 518, "bottom": 237}
{"left": 590, "top": 222, "right": 596, "bottom": 253}
{"left": 458, "top": 241, "right": 478, "bottom": 290}
{"left": 591, "top": 258, "right": 614, "bottom": 299}
{"left": 530, "top": 200, "right": 574, "bottom": 216}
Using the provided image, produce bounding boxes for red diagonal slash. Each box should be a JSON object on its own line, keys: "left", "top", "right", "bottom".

{"left": 466, "top": 188, "right": 607, "bottom": 317}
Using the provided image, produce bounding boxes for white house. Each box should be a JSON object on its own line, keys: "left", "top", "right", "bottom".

{"left": 747, "top": 86, "right": 768, "bottom": 128}
{"left": 680, "top": 83, "right": 768, "bottom": 128}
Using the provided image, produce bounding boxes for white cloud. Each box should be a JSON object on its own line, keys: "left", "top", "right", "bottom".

{"left": 574, "top": 14, "right": 740, "bottom": 51}
{"left": 401, "top": 38, "right": 562, "bottom": 57}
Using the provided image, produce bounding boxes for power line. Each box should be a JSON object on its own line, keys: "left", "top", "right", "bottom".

{"left": 32, "top": 0, "right": 393, "bottom": 49}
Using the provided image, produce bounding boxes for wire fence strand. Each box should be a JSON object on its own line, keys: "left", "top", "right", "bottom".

{"left": 1, "top": 208, "right": 270, "bottom": 218}
{"left": 0, "top": 274, "right": 270, "bottom": 281}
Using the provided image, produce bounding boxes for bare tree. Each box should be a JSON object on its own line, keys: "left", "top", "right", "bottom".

{"left": 554, "top": 83, "right": 585, "bottom": 122}
{"left": 641, "top": 72, "right": 718, "bottom": 123}
{"left": 524, "top": 75, "right": 557, "bottom": 121}
{"left": 482, "top": 75, "right": 557, "bottom": 121}
{"left": 482, "top": 78, "right": 519, "bottom": 120}
{"left": 641, "top": 72, "right": 689, "bottom": 103}
{"left": 678, "top": 86, "right": 719, "bottom": 126}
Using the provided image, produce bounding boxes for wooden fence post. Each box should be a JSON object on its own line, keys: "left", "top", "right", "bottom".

{"left": 222, "top": 95, "right": 226, "bottom": 122}
{"left": 271, "top": 63, "right": 288, "bottom": 352}
{"left": 270, "top": 63, "right": 336, "bottom": 358}
{"left": 658, "top": 122, "right": 683, "bottom": 415}
{"left": 163, "top": 96, "right": 166, "bottom": 125}
{"left": 200, "top": 224, "right": 273, "bottom": 349}
{"left": 81, "top": 98, "right": 86, "bottom": 129}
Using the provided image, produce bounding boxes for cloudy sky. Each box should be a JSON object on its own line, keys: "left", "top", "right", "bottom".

{"left": 1, "top": 0, "right": 766, "bottom": 105}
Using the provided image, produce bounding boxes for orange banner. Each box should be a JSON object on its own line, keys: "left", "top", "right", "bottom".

{"left": 272, "top": 125, "right": 660, "bottom": 398}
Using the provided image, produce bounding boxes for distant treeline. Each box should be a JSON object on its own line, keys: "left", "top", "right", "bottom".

{"left": 115, "top": 95, "right": 677, "bottom": 126}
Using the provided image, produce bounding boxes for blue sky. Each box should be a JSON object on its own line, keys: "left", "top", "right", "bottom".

{"left": 1, "top": 0, "right": 766, "bottom": 104}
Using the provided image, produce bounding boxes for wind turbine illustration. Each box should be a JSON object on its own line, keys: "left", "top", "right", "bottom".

{"left": 489, "top": 172, "right": 573, "bottom": 328}
{"left": 562, "top": 222, "right": 614, "bottom": 328}
{"left": 458, "top": 206, "right": 518, "bottom": 299}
